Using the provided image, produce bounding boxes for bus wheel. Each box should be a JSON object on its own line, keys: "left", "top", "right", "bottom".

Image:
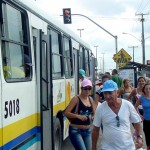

{"left": 54, "top": 118, "right": 62, "bottom": 150}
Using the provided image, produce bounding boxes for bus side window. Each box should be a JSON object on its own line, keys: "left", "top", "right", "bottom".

{"left": 2, "top": 43, "right": 25, "bottom": 80}
{"left": 51, "top": 30, "right": 62, "bottom": 79}
{"left": 79, "top": 46, "right": 84, "bottom": 69}
{"left": 85, "top": 49, "right": 90, "bottom": 77}
{"left": 1, "top": 2, "right": 31, "bottom": 81}
{"left": 63, "top": 36, "right": 72, "bottom": 78}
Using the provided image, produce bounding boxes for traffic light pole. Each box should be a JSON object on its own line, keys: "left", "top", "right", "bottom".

{"left": 67, "top": 13, "right": 118, "bottom": 69}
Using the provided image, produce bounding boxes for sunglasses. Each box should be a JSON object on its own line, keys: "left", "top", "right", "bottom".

{"left": 116, "top": 115, "right": 120, "bottom": 127}
{"left": 82, "top": 87, "right": 92, "bottom": 91}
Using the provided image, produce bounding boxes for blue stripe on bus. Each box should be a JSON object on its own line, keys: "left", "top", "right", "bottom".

{"left": 18, "top": 133, "right": 41, "bottom": 150}
{"left": 1, "top": 126, "right": 41, "bottom": 150}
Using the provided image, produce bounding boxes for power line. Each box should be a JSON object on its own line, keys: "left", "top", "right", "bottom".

{"left": 136, "top": 0, "right": 150, "bottom": 13}
{"left": 136, "top": 0, "right": 144, "bottom": 13}
{"left": 139, "top": 0, "right": 150, "bottom": 13}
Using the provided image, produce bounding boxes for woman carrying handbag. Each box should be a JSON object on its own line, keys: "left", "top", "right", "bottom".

{"left": 64, "top": 79, "right": 95, "bottom": 150}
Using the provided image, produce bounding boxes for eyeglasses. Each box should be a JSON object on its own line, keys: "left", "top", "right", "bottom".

{"left": 82, "top": 87, "right": 92, "bottom": 91}
{"left": 116, "top": 115, "right": 120, "bottom": 127}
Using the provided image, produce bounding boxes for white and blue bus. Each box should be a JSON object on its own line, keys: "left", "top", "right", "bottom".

{"left": 0, "top": 0, "right": 96, "bottom": 149}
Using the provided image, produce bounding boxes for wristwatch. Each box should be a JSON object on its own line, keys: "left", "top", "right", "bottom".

{"left": 137, "top": 135, "right": 143, "bottom": 140}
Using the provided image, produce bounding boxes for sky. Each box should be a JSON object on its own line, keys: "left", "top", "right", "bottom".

{"left": 34, "top": 0, "right": 150, "bottom": 73}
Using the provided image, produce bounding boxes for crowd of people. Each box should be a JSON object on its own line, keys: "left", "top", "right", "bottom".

{"left": 64, "top": 68, "right": 150, "bottom": 150}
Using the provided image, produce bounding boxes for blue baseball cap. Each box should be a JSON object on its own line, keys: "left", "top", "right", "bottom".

{"left": 101, "top": 80, "right": 118, "bottom": 92}
{"left": 79, "top": 69, "right": 85, "bottom": 77}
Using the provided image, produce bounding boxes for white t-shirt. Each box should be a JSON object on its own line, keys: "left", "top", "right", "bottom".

{"left": 93, "top": 99, "right": 141, "bottom": 150}
{"left": 98, "top": 102, "right": 101, "bottom": 107}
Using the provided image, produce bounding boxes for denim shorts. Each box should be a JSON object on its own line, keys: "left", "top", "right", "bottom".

{"left": 69, "top": 126, "right": 91, "bottom": 150}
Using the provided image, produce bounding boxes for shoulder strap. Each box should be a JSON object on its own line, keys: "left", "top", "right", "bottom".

{"left": 74, "top": 96, "right": 80, "bottom": 114}
{"left": 89, "top": 96, "right": 92, "bottom": 105}
{"left": 89, "top": 96, "right": 95, "bottom": 114}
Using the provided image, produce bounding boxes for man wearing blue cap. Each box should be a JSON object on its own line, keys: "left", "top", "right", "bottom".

{"left": 92, "top": 80, "right": 143, "bottom": 150}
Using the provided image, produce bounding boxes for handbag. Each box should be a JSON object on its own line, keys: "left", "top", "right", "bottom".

{"left": 64, "top": 96, "right": 94, "bottom": 122}
{"left": 63, "top": 96, "right": 79, "bottom": 122}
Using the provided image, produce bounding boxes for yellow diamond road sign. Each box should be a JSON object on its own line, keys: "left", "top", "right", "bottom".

{"left": 113, "top": 48, "right": 132, "bottom": 68}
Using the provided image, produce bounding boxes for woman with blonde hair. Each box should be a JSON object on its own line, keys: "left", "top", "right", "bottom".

{"left": 118, "top": 78, "right": 133, "bottom": 101}
{"left": 128, "top": 76, "right": 147, "bottom": 115}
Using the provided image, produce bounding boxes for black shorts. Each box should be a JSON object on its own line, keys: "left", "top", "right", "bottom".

{"left": 143, "top": 119, "right": 150, "bottom": 146}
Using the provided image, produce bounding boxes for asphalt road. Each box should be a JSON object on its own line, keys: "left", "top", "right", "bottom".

{"left": 61, "top": 135, "right": 101, "bottom": 150}
{"left": 61, "top": 137, "right": 74, "bottom": 150}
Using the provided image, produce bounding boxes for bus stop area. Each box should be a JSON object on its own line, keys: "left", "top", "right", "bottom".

{"left": 119, "top": 61, "right": 150, "bottom": 87}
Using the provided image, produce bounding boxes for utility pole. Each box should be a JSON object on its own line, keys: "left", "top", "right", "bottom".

{"left": 94, "top": 46, "right": 98, "bottom": 77}
{"left": 101, "top": 53, "right": 105, "bottom": 73}
{"left": 128, "top": 46, "right": 138, "bottom": 62}
{"left": 136, "top": 13, "right": 148, "bottom": 64}
{"left": 77, "top": 29, "right": 84, "bottom": 37}
{"left": 99, "top": 57, "right": 102, "bottom": 72}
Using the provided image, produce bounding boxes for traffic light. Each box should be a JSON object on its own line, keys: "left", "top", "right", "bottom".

{"left": 63, "top": 8, "right": 72, "bottom": 24}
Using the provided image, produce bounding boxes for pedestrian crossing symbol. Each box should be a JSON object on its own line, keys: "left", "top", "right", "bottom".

{"left": 113, "top": 48, "right": 132, "bottom": 68}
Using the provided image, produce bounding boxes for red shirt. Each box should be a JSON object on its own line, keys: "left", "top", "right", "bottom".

{"left": 96, "top": 82, "right": 103, "bottom": 87}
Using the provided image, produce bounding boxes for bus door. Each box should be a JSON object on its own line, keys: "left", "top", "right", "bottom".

{"left": 0, "top": 38, "right": 2, "bottom": 150}
{"left": 0, "top": 3, "right": 2, "bottom": 147}
{"left": 33, "top": 28, "right": 53, "bottom": 150}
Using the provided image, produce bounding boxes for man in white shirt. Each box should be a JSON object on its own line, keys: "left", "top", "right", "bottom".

{"left": 92, "top": 80, "right": 143, "bottom": 150}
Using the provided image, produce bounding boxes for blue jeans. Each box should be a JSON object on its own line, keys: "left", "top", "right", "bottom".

{"left": 69, "top": 126, "right": 91, "bottom": 150}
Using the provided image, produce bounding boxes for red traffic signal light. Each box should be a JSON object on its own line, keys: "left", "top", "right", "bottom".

{"left": 64, "top": 10, "right": 69, "bottom": 15}
{"left": 63, "top": 8, "right": 72, "bottom": 24}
